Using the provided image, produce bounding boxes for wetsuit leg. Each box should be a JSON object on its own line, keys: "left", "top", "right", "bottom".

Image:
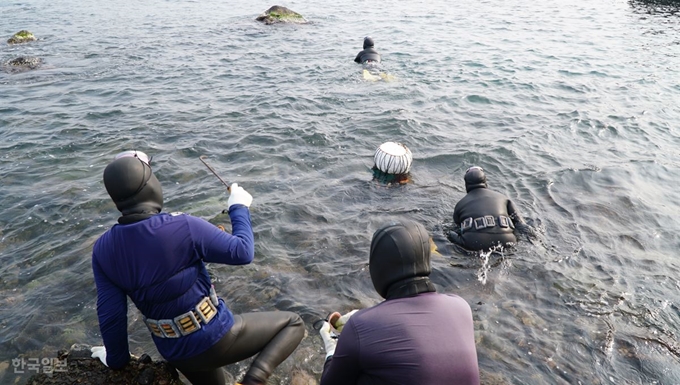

{"left": 171, "top": 311, "right": 304, "bottom": 385}
{"left": 232, "top": 312, "right": 305, "bottom": 383}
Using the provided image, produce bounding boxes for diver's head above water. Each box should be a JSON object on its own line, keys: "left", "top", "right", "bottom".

{"left": 363, "top": 36, "right": 375, "bottom": 49}
{"left": 464, "top": 166, "right": 487, "bottom": 192}
{"left": 103, "top": 150, "right": 163, "bottom": 219}
{"left": 369, "top": 220, "right": 433, "bottom": 299}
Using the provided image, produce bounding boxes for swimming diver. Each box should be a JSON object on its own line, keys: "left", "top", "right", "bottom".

{"left": 448, "top": 166, "right": 533, "bottom": 252}
{"left": 354, "top": 36, "right": 381, "bottom": 64}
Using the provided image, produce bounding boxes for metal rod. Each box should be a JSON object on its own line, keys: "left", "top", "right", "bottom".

{"left": 199, "top": 155, "right": 230, "bottom": 191}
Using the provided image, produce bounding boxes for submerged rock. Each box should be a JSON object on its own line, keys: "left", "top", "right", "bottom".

{"left": 7, "top": 30, "right": 37, "bottom": 44}
{"left": 256, "top": 5, "right": 308, "bottom": 25}
{"left": 23, "top": 344, "right": 182, "bottom": 385}
{"left": 3, "top": 56, "right": 43, "bottom": 73}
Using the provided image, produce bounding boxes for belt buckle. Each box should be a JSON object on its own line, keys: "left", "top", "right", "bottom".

{"left": 157, "top": 318, "right": 181, "bottom": 338}
{"left": 474, "top": 217, "right": 487, "bottom": 230}
{"left": 209, "top": 285, "right": 219, "bottom": 307}
{"left": 145, "top": 318, "right": 165, "bottom": 338}
{"left": 174, "top": 311, "right": 201, "bottom": 336}
{"left": 484, "top": 215, "right": 495, "bottom": 228}
{"left": 499, "top": 216, "right": 509, "bottom": 228}
{"left": 461, "top": 217, "right": 473, "bottom": 232}
{"left": 196, "top": 297, "right": 217, "bottom": 324}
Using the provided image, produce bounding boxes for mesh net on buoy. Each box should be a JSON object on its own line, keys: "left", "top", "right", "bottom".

{"left": 373, "top": 142, "right": 412, "bottom": 175}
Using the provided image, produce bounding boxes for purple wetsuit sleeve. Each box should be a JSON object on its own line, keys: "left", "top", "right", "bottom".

{"left": 319, "top": 318, "right": 362, "bottom": 385}
{"left": 92, "top": 256, "right": 130, "bottom": 369}
{"left": 187, "top": 206, "right": 254, "bottom": 265}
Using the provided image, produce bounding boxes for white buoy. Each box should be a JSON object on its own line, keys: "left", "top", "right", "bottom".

{"left": 374, "top": 142, "right": 412, "bottom": 175}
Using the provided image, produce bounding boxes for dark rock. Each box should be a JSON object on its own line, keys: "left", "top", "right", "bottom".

{"left": 67, "top": 343, "right": 93, "bottom": 360}
{"left": 4, "top": 56, "right": 43, "bottom": 73}
{"left": 22, "top": 348, "right": 182, "bottom": 385}
{"left": 256, "top": 6, "right": 308, "bottom": 25}
{"left": 139, "top": 354, "right": 153, "bottom": 364}
{"left": 56, "top": 350, "right": 68, "bottom": 360}
{"left": 7, "top": 30, "right": 36, "bottom": 44}
{"left": 136, "top": 367, "right": 155, "bottom": 384}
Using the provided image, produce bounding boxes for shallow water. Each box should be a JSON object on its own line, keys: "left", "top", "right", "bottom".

{"left": 1, "top": 0, "right": 680, "bottom": 383}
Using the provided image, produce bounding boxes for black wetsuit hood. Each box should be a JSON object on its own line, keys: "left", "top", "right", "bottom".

{"left": 103, "top": 156, "right": 163, "bottom": 224}
{"left": 363, "top": 37, "right": 375, "bottom": 49}
{"left": 464, "top": 167, "right": 488, "bottom": 192}
{"left": 369, "top": 220, "right": 436, "bottom": 300}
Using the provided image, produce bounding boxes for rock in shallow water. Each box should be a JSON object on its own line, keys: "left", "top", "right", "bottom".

{"left": 7, "top": 30, "right": 37, "bottom": 44}
{"left": 256, "top": 6, "right": 308, "bottom": 25}
{"left": 3, "top": 56, "right": 43, "bottom": 73}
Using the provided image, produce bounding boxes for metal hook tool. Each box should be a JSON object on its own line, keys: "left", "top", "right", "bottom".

{"left": 199, "top": 155, "right": 230, "bottom": 191}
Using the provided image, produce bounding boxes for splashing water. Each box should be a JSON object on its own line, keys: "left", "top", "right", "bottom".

{"left": 477, "top": 251, "right": 491, "bottom": 285}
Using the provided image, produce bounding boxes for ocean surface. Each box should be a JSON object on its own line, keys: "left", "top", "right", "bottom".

{"left": 1, "top": 0, "right": 680, "bottom": 383}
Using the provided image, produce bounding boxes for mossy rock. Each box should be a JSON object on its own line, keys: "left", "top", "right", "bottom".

{"left": 256, "top": 6, "right": 307, "bottom": 25}
{"left": 4, "top": 56, "right": 43, "bottom": 73}
{"left": 8, "top": 30, "right": 37, "bottom": 44}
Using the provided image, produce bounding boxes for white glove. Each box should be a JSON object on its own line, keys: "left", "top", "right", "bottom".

{"left": 319, "top": 321, "right": 338, "bottom": 360}
{"left": 227, "top": 183, "right": 253, "bottom": 209}
{"left": 91, "top": 346, "right": 108, "bottom": 367}
{"left": 333, "top": 310, "right": 358, "bottom": 332}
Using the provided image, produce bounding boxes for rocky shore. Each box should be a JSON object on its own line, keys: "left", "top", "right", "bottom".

{"left": 21, "top": 344, "right": 182, "bottom": 385}
{"left": 14, "top": 343, "right": 321, "bottom": 385}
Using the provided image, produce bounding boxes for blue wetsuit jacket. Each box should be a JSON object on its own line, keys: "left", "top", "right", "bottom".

{"left": 92, "top": 205, "right": 254, "bottom": 368}
{"left": 321, "top": 292, "right": 480, "bottom": 384}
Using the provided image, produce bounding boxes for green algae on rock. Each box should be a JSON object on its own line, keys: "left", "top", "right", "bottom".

{"left": 256, "top": 6, "right": 307, "bottom": 25}
{"left": 7, "top": 30, "right": 37, "bottom": 44}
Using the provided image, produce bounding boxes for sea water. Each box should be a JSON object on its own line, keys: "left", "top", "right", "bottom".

{"left": 1, "top": 0, "right": 679, "bottom": 383}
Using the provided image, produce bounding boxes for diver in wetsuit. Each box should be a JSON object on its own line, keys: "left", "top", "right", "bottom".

{"left": 318, "top": 220, "right": 480, "bottom": 385}
{"left": 354, "top": 36, "right": 381, "bottom": 64}
{"left": 90, "top": 151, "right": 304, "bottom": 385}
{"left": 448, "top": 166, "right": 529, "bottom": 252}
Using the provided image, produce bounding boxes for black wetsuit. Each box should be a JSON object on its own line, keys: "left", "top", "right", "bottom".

{"left": 171, "top": 312, "right": 304, "bottom": 385}
{"left": 449, "top": 187, "right": 524, "bottom": 251}
{"left": 354, "top": 47, "right": 381, "bottom": 64}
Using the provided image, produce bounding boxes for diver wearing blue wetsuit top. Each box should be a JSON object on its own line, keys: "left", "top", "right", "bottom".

{"left": 448, "top": 167, "right": 530, "bottom": 252}
{"left": 90, "top": 151, "right": 304, "bottom": 385}
{"left": 318, "top": 220, "right": 480, "bottom": 385}
{"left": 354, "top": 36, "right": 381, "bottom": 64}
